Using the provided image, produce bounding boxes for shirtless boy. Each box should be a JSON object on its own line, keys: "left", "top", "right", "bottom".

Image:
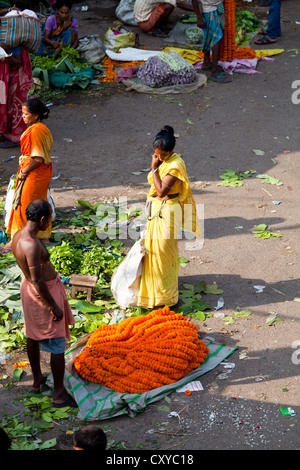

{"left": 12, "top": 199, "right": 76, "bottom": 407}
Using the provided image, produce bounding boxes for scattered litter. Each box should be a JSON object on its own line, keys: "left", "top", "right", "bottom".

{"left": 131, "top": 171, "right": 143, "bottom": 175}
{"left": 64, "top": 138, "right": 73, "bottom": 143}
{"left": 272, "top": 201, "right": 281, "bottom": 205}
{"left": 4, "top": 155, "right": 16, "bottom": 162}
{"left": 220, "top": 362, "right": 235, "bottom": 369}
{"left": 252, "top": 149, "right": 265, "bottom": 156}
{"left": 0, "top": 354, "right": 11, "bottom": 363}
{"left": 217, "top": 363, "right": 235, "bottom": 380}
{"left": 51, "top": 174, "right": 61, "bottom": 180}
{"left": 214, "top": 297, "right": 224, "bottom": 310}
{"left": 176, "top": 380, "right": 204, "bottom": 393}
{"left": 239, "top": 352, "right": 248, "bottom": 360}
{"left": 253, "top": 285, "right": 265, "bottom": 293}
{"left": 168, "top": 411, "right": 181, "bottom": 424}
{"left": 266, "top": 312, "right": 284, "bottom": 326}
{"left": 214, "top": 311, "right": 225, "bottom": 319}
{"left": 280, "top": 407, "right": 295, "bottom": 416}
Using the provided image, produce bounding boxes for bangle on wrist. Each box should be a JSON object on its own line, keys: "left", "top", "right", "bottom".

{"left": 20, "top": 169, "right": 27, "bottom": 176}
{"left": 152, "top": 168, "right": 158, "bottom": 175}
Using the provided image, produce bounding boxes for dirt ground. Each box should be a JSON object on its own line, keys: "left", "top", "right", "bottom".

{"left": 0, "top": 0, "right": 300, "bottom": 454}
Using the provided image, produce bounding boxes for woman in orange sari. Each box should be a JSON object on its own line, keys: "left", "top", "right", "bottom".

{"left": 1, "top": 98, "right": 53, "bottom": 253}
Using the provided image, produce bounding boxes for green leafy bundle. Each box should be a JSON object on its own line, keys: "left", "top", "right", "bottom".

{"left": 49, "top": 242, "right": 122, "bottom": 280}
{"left": 30, "top": 46, "right": 89, "bottom": 71}
{"left": 48, "top": 241, "right": 83, "bottom": 277}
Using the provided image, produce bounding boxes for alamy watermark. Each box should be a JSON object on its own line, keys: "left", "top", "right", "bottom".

{"left": 291, "top": 340, "right": 300, "bottom": 365}
{"left": 95, "top": 196, "right": 204, "bottom": 251}
{"left": 291, "top": 80, "right": 300, "bottom": 104}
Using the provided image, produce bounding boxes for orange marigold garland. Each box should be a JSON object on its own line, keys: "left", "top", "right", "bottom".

{"left": 99, "top": 57, "right": 145, "bottom": 83}
{"left": 73, "top": 306, "right": 209, "bottom": 394}
{"left": 219, "top": 0, "right": 258, "bottom": 61}
{"left": 219, "top": 0, "right": 236, "bottom": 62}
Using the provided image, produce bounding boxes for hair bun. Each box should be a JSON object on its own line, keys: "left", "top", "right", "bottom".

{"left": 162, "top": 125, "right": 174, "bottom": 135}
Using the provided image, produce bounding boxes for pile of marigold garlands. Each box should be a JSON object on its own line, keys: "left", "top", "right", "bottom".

{"left": 73, "top": 306, "right": 209, "bottom": 394}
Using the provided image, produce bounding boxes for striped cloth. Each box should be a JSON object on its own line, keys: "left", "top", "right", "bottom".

{"left": 202, "top": 10, "right": 225, "bottom": 53}
{"left": 0, "top": 15, "right": 41, "bottom": 51}
{"left": 54, "top": 333, "right": 236, "bottom": 421}
{"left": 134, "top": 0, "right": 176, "bottom": 23}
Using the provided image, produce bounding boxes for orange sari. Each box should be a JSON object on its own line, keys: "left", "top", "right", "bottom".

{"left": 7, "top": 122, "right": 53, "bottom": 239}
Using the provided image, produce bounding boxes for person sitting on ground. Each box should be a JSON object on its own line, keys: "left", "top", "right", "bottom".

{"left": 11, "top": 199, "right": 76, "bottom": 408}
{"left": 36, "top": 0, "right": 78, "bottom": 56}
{"left": 72, "top": 426, "right": 107, "bottom": 450}
{"left": 191, "top": 0, "right": 231, "bottom": 83}
{"left": 134, "top": 0, "right": 176, "bottom": 37}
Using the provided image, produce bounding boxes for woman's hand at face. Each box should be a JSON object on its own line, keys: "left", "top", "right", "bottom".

{"left": 151, "top": 152, "right": 161, "bottom": 171}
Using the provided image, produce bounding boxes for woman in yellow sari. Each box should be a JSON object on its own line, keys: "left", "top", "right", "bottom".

{"left": 1, "top": 98, "right": 53, "bottom": 253}
{"left": 137, "top": 126, "right": 202, "bottom": 308}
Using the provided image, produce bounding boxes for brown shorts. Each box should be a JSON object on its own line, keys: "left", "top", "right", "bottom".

{"left": 137, "top": 5, "right": 165, "bottom": 33}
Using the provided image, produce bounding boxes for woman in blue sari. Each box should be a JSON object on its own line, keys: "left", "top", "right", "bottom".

{"left": 37, "top": 0, "right": 78, "bottom": 56}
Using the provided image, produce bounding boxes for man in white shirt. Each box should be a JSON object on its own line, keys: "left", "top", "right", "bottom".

{"left": 134, "top": 0, "right": 176, "bottom": 36}
{"left": 191, "top": 0, "right": 231, "bottom": 83}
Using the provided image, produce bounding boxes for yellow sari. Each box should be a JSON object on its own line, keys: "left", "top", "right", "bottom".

{"left": 137, "top": 153, "right": 202, "bottom": 308}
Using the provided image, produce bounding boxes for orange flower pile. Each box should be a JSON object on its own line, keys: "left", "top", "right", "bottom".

{"left": 13, "top": 360, "right": 30, "bottom": 369}
{"left": 234, "top": 46, "right": 258, "bottom": 60}
{"left": 73, "top": 306, "right": 209, "bottom": 394}
{"left": 219, "top": 0, "right": 258, "bottom": 61}
{"left": 99, "top": 57, "right": 145, "bottom": 83}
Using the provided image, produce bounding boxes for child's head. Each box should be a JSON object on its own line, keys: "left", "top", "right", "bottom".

{"left": 72, "top": 425, "right": 107, "bottom": 450}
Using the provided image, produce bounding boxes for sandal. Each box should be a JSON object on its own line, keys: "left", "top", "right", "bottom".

{"left": 209, "top": 72, "right": 232, "bottom": 83}
{"left": 52, "top": 395, "right": 77, "bottom": 408}
{"left": 254, "top": 36, "right": 277, "bottom": 45}
{"left": 148, "top": 29, "right": 168, "bottom": 38}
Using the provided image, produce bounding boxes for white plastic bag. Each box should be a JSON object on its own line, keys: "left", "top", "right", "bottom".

{"left": 111, "top": 236, "right": 145, "bottom": 308}
{"left": 4, "top": 175, "right": 56, "bottom": 227}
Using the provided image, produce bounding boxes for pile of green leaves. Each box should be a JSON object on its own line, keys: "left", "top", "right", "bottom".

{"left": 175, "top": 280, "right": 223, "bottom": 318}
{"left": 30, "top": 46, "right": 90, "bottom": 71}
{"left": 52, "top": 199, "right": 141, "bottom": 245}
{"left": 256, "top": 174, "right": 283, "bottom": 186}
{"left": 218, "top": 169, "right": 256, "bottom": 187}
{"left": 235, "top": 10, "right": 259, "bottom": 45}
{"left": 49, "top": 242, "right": 122, "bottom": 281}
{"left": 252, "top": 224, "right": 282, "bottom": 239}
{"left": 1, "top": 414, "right": 55, "bottom": 450}
{"left": 48, "top": 241, "right": 83, "bottom": 277}
{"left": 24, "top": 395, "right": 77, "bottom": 423}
